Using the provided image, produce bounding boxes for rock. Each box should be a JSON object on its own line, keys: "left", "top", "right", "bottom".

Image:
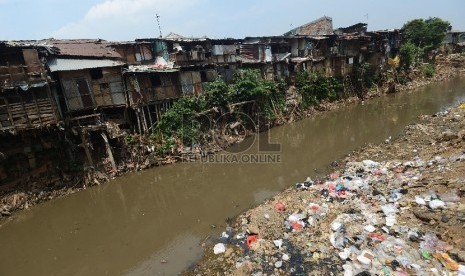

{"left": 225, "top": 248, "right": 234, "bottom": 257}
{"left": 274, "top": 260, "right": 283, "bottom": 268}
{"left": 414, "top": 210, "right": 440, "bottom": 223}
{"left": 232, "top": 261, "right": 253, "bottom": 276}
{"left": 441, "top": 215, "right": 450, "bottom": 223}
{"left": 247, "top": 224, "right": 260, "bottom": 235}
{"left": 282, "top": 254, "right": 290, "bottom": 261}
{"left": 458, "top": 130, "right": 465, "bottom": 141}
{"left": 451, "top": 250, "right": 465, "bottom": 262}
{"left": 0, "top": 210, "right": 11, "bottom": 216}
{"left": 439, "top": 131, "right": 458, "bottom": 142}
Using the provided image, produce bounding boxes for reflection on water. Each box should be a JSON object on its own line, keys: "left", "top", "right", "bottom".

{"left": 0, "top": 78, "right": 464, "bottom": 276}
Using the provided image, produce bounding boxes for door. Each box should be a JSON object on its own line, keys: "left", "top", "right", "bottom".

{"left": 75, "top": 78, "right": 94, "bottom": 108}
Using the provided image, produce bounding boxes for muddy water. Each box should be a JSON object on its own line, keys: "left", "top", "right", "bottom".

{"left": 1, "top": 78, "right": 465, "bottom": 276}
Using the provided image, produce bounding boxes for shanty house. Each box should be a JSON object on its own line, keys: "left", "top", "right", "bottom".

{"left": 0, "top": 42, "right": 60, "bottom": 133}
{"left": 45, "top": 40, "right": 126, "bottom": 116}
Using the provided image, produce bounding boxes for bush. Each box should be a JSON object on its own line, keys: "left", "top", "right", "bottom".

{"left": 155, "top": 96, "right": 205, "bottom": 146}
{"left": 296, "top": 71, "right": 342, "bottom": 108}
{"left": 399, "top": 42, "right": 423, "bottom": 70}
{"left": 203, "top": 78, "right": 231, "bottom": 110}
{"left": 421, "top": 63, "right": 436, "bottom": 78}
{"left": 229, "top": 69, "right": 286, "bottom": 120}
{"left": 153, "top": 69, "right": 287, "bottom": 149}
{"left": 354, "top": 62, "right": 376, "bottom": 88}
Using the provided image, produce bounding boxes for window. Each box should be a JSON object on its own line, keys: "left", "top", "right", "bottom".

{"left": 90, "top": 68, "right": 103, "bottom": 80}
{"left": 150, "top": 75, "right": 162, "bottom": 86}
{"left": 200, "top": 71, "right": 207, "bottom": 82}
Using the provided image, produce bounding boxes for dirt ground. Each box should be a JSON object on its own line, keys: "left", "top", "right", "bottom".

{"left": 185, "top": 104, "right": 465, "bottom": 274}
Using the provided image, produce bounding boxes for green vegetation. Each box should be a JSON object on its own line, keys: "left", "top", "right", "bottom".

{"left": 153, "top": 96, "right": 204, "bottom": 147}
{"left": 421, "top": 63, "right": 436, "bottom": 78}
{"left": 397, "top": 17, "right": 449, "bottom": 74}
{"left": 399, "top": 42, "right": 423, "bottom": 70}
{"left": 353, "top": 62, "right": 377, "bottom": 99}
{"left": 152, "top": 69, "right": 287, "bottom": 148}
{"left": 402, "top": 17, "right": 450, "bottom": 52}
{"left": 296, "top": 71, "right": 342, "bottom": 108}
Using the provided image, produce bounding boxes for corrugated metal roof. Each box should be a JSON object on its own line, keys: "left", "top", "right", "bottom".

{"left": 40, "top": 39, "right": 121, "bottom": 58}
{"left": 47, "top": 58, "right": 124, "bottom": 72}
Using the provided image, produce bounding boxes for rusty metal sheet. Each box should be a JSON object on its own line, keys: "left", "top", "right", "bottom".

{"left": 43, "top": 39, "right": 121, "bottom": 58}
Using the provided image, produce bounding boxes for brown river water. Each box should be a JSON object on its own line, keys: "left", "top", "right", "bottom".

{"left": 1, "top": 78, "right": 465, "bottom": 276}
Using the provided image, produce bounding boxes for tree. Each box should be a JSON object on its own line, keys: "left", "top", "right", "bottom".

{"left": 402, "top": 17, "right": 450, "bottom": 51}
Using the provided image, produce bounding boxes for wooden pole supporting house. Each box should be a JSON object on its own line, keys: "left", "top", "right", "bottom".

{"left": 140, "top": 105, "right": 149, "bottom": 133}
{"left": 47, "top": 84, "right": 62, "bottom": 121}
{"left": 146, "top": 105, "right": 153, "bottom": 130}
{"left": 100, "top": 132, "right": 117, "bottom": 172}
{"left": 79, "top": 128, "right": 94, "bottom": 167}
{"left": 135, "top": 108, "right": 142, "bottom": 134}
{"left": 154, "top": 103, "right": 160, "bottom": 122}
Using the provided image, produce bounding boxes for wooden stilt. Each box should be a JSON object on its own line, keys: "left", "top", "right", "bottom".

{"left": 79, "top": 129, "right": 94, "bottom": 167}
{"left": 146, "top": 105, "right": 153, "bottom": 131}
{"left": 101, "top": 132, "right": 117, "bottom": 172}
{"left": 155, "top": 104, "right": 160, "bottom": 122}
{"left": 141, "top": 105, "right": 149, "bottom": 133}
{"left": 136, "top": 108, "right": 142, "bottom": 134}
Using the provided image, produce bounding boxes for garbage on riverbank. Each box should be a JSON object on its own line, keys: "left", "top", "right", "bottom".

{"left": 185, "top": 104, "right": 465, "bottom": 275}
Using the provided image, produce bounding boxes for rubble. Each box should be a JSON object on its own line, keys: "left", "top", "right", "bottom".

{"left": 185, "top": 102, "right": 465, "bottom": 275}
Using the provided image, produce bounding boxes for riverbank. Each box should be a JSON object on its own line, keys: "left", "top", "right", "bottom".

{"left": 1, "top": 54, "right": 465, "bottom": 224}
{"left": 185, "top": 102, "right": 465, "bottom": 274}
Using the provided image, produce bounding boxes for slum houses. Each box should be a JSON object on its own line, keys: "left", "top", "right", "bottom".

{"left": 0, "top": 17, "right": 404, "bottom": 187}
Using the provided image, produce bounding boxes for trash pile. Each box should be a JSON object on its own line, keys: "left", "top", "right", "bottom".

{"left": 198, "top": 156, "right": 465, "bottom": 275}
{"left": 187, "top": 105, "right": 465, "bottom": 276}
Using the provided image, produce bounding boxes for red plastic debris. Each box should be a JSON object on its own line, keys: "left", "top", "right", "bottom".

{"left": 246, "top": 234, "right": 258, "bottom": 248}
{"left": 275, "top": 202, "right": 286, "bottom": 211}
{"left": 309, "top": 204, "right": 320, "bottom": 212}
{"left": 370, "top": 233, "right": 386, "bottom": 242}
{"left": 291, "top": 222, "right": 303, "bottom": 231}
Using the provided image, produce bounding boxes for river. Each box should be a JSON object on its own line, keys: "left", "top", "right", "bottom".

{"left": 1, "top": 78, "right": 465, "bottom": 276}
